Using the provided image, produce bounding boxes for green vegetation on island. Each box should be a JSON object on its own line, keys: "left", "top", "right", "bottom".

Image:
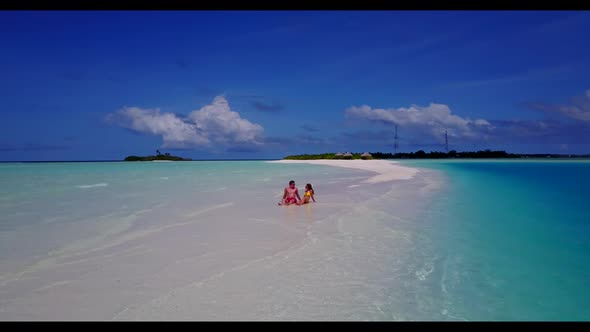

{"left": 284, "top": 152, "right": 373, "bottom": 160}
{"left": 284, "top": 150, "right": 590, "bottom": 160}
{"left": 124, "top": 150, "right": 192, "bottom": 161}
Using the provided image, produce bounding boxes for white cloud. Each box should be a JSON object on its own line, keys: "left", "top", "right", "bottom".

{"left": 108, "top": 107, "right": 209, "bottom": 148}
{"left": 188, "top": 96, "right": 264, "bottom": 144}
{"left": 107, "top": 96, "right": 264, "bottom": 148}
{"left": 345, "top": 102, "right": 493, "bottom": 142}
{"left": 532, "top": 88, "right": 590, "bottom": 122}
{"left": 553, "top": 107, "right": 590, "bottom": 122}
{"left": 563, "top": 88, "right": 590, "bottom": 122}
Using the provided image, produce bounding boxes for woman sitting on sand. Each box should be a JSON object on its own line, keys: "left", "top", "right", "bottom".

{"left": 278, "top": 180, "right": 302, "bottom": 206}
{"left": 301, "top": 183, "right": 316, "bottom": 205}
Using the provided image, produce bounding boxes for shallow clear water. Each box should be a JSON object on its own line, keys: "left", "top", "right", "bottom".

{"left": 0, "top": 161, "right": 366, "bottom": 262}
{"left": 397, "top": 159, "right": 590, "bottom": 320}
{"left": 0, "top": 160, "right": 588, "bottom": 320}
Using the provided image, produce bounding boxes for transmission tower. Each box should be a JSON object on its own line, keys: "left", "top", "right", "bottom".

{"left": 444, "top": 129, "right": 449, "bottom": 153}
{"left": 393, "top": 124, "right": 399, "bottom": 155}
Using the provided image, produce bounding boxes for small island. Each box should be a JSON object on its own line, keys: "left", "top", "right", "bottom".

{"left": 284, "top": 150, "right": 590, "bottom": 160}
{"left": 124, "top": 150, "right": 192, "bottom": 162}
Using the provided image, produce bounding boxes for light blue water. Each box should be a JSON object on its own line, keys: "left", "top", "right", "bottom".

{"left": 0, "top": 160, "right": 589, "bottom": 320}
{"left": 397, "top": 159, "right": 590, "bottom": 320}
{"left": 0, "top": 161, "right": 369, "bottom": 265}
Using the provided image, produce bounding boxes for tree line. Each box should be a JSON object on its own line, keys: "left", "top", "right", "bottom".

{"left": 285, "top": 150, "right": 589, "bottom": 160}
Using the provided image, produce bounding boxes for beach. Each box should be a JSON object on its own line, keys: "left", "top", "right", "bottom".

{"left": 0, "top": 160, "right": 443, "bottom": 320}
{"left": 1, "top": 159, "right": 589, "bottom": 320}
{"left": 4, "top": 8, "right": 590, "bottom": 322}
{"left": 267, "top": 159, "right": 420, "bottom": 184}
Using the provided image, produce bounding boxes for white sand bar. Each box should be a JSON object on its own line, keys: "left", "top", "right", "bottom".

{"left": 268, "top": 159, "right": 419, "bottom": 184}
{"left": 0, "top": 160, "right": 437, "bottom": 321}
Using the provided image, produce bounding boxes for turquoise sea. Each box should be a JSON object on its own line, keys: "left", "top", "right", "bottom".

{"left": 397, "top": 159, "right": 590, "bottom": 320}
{"left": 0, "top": 160, "right": 588, "bottom": 320}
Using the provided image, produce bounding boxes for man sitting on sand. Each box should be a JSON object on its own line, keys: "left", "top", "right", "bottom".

{"left": 278, "top": 180, "right": 302, "bottom": 206}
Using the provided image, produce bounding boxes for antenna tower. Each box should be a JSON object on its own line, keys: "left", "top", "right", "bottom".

{"left": 444, "top": 129, "right": 449, "bottom": 153}
{"left": 394, "top": 124, "right": 399, "bottom": 155}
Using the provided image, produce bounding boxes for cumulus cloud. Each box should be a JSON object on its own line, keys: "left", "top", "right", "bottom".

{"left": 345, "top": 102, "right": 493, "bottom": 142}
{"left": 530, "top": 89, "right": 590, "bottom": 122}
{"left": 106, "top": 107, "right": 209, "bottom": 148}
{"left": 107, "top": 96, "right": 264, "bottom": 149}
{"left": 341, "top": 97, "right": 590, "bottom": 151}
{"left": 188, "top": 96, "right": 264, "bottom": 144}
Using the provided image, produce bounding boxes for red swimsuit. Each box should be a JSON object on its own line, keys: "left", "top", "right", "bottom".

{"left": 285, "top": 186, "right": 297, "bottom": 203}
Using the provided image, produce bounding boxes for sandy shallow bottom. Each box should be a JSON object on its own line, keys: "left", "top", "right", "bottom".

{"left": 0, "top": 161, "right": 447, "bottom": 321}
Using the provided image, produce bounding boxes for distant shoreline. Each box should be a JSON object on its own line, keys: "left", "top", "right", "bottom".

{"left": 268, "top": 159, "right": 419, "bottom": 184}
{"left": 284, "top": 150, "right": 590, "bottom": 160}
{"left": 124, "top": 154, "right": 192, "bottom": 161}
{"left": 2, "top": 157, "right": 590, "bottom": 163}
{"left": 0, "top": 159, "right": 281, "bottom": 163}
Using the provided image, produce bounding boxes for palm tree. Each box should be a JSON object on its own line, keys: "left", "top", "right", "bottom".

{"left": 156, "top": 149, "right": 161, "bottom": 156}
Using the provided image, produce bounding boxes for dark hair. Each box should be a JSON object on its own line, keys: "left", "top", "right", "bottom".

{"left": 289, "top": 180, "right": 295, "bottom": 185}
{"left": 306, "top": 183, "right": 313, "bottom": 191}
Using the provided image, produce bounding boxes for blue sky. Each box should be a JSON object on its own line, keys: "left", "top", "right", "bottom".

{"left": 1, "top": 10, "right": 590, "bottom": 160}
